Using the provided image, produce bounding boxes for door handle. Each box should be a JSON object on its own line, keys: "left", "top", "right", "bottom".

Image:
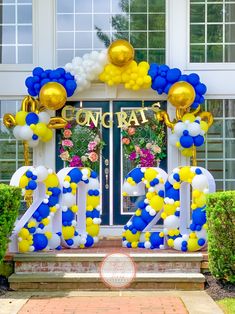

{"left": 105, "top": 167, "right": 109, "bottom": 189}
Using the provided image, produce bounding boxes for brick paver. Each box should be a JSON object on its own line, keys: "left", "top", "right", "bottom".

{"left": 18, "top": 296, "right": 188, "bottom": 314}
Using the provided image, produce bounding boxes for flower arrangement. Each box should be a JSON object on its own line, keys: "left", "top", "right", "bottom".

{"left": 122, "top": 115, "right": 166, "bottom": 168}
{"left": 59, "top": 122, "right": 105, "bottom": 171}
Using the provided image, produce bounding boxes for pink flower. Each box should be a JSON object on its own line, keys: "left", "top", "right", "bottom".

{"left": 89, "top": 122, "right": 95, "bottom": 129}
{"left": 152, "top": 145, "right": 161, "bottom": 153}
{"left": 128, "top": 127, "right": 136, "bottom": 136}
{"left": 60, "top": 151, "right": 70, "bottom": 161}
{"left": 88, "top": 141, "right": 97, "bottom": 151}
{"left": 63, "top": 129, "right": 72, "bottom": 138}
{"left": 146, "top": 143, "right": 152, "bottom": 149}
{"left": 122, "top": 137, "right": 130, "bottom": 145}
{"left": 135, "top": 145, "right": 141, "bottom": 153}
{"left": 88, "top": 152, "right": 98, "bottom": 162}
{"left": 62, "top": 139, "right": 73, "bottom": 147}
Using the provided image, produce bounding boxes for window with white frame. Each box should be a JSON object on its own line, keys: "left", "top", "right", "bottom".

{"left": 56, "top": 0, "right": 166, "bottom": 66}
{"left": 0, "top": 0, "right": 33, "bottom": 64}
{"left": 190, "top": 0, "right": 235, "bottom": 62}
{"left": 0, "top": 100, "right": 32, "bottom": 183}
{"left": 197, "top": 99, "right": 235, "bottom": 190}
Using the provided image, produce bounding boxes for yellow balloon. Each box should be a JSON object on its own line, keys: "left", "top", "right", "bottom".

{"left": 182, "top": 113, "right": 195, "bottom": 123}
{"left": 62, "top": 226, "right": 74, "bottom": 240}
{"left": 144, "top": 168, "right": 157, "bottom": 182}
{"left": 19, "top": 240, "right": 30, "bottom": 252}
{"left": 34, "top": 122, "right": 48, "bottom": 137}
{"left": 200, "top": 120, "right": 209, "bottom": 132}
{"left": 44, "top": 173, "right": 59, "bottom": 188}
{"left": 15, "top": 111, "right": 27, "bottom": 125}
{"left": 19, "top": 175, "right": 29, "bottom": 188}
{"left": 87, "top": 224, "right": 99, "bottom": 237}
{"left": 18, "top": 228, "right": 30, "bottom": 239}
{"left": 125, "top": 230, "right": 140, "bottom": 243}
{"left": 179, "top": 166, "right": 191, "bottom": 181}
{"left": 181, "top": 148, "right": 194, "bottom": 157}
{"left": 41, "top": 128, "right": 53, "bottom": 142}
{"left": 86, "top": 196, "right": 100, "bottom": 208}
{"left": 108, "top": 39, "right": 134, "bottom": 67}
{"left": 39, "top": 82, "right": 67, "bottom": 110}
{"left": 187, "top": 238, "right": 201, "bottom": 251}
{"left": 168, "top": 82, "right": 196, "bottom": 109}
{"left": 149, "top": 195, "right": 164, "bottom": 211}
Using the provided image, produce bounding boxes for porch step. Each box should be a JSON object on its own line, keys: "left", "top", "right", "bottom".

{"left": 9, "top": 272, "right": 205, "bottom": 291}
{"left": 13, "top": 252, "right": 204, "bottom": 274}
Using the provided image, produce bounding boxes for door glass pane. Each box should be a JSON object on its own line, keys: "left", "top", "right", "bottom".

{"left": 56, "top": 0, "right": 166, "bottom": 66}
{"left": 0, "top": 1, "right": 33, "bottom": 64}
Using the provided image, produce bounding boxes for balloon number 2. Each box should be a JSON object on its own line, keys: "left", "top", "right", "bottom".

{"left": 9, "top": 165, "right": 215, "bottom": 253}
{"left": 9, "top": 166, "right": 101, "bottom": 253}
{"left": 122, "top": 166, "right": 215, "bottom": 252}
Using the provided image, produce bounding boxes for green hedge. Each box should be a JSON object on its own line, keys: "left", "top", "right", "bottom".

{"left": 0, "top": 184, "right": 21, "bottom": 263}
{"left": 207, "top": 191, "right": 235, "bottom": 283}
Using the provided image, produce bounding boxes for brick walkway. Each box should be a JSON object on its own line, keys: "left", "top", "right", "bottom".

{"left": 18, "top": 296, "right": 188, "bottom": 314}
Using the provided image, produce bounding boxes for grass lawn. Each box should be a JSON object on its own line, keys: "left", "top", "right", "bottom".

{"left": 217, "top": 298, "right": 235, "bottom": 314}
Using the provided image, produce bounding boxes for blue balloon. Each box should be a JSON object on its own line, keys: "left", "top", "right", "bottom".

{"left": 62, "top": 209, "right": 74, "bottom": 223}
{"left": 40, "top": 72, "right": 47, "bottom": 79}
{"left": 50, "top": 187, "right": 61, "bottom": 196}
{"left": 179, "top": 75, "right": 188, "bottom": 82}
{"left": 26, "top": 112, "right": 39, "bottom": 125}
{"left": 128, "top": 168, "right": 144, "bottom": 183}
{"left": 40, "top": 78, "right": 50, "bottom": 87}
{"left": 141, "top": 208, "right": 153, "bottom": 223}
{"left": 152, "top": 76, "right": 166, "bottom": 90}
{"left": 48, "top": 195, "right": 59, "bottom": 206}
{"left": 150, "top": 232, "right": 164, "bottom": 248}
{"left": 33, "top": 67, "right": 44, "bottom": 77}
{"left": 49, "top": 70, "right": 61, "bottom": 79}
{"left": 37, "top": 203, "right": 50, "bottom": 219}
{"left": 65, "top": 72, "right": 74, "bottom": 80}
{"left": 164, "top": 83, "right": 172, "bottom": 93}
{"left": 58, "top": 78, "right": 66, "bottom": 86}
{"left": 44, "top": 69, "right": 52, "bottom": 76}
{"left": 68, "top": 168, "right": 82, "bottom": 183}
{"left": 26, "top": 170, "right": 33, "bottom": 178}
{"left": 198, "top": 238, "right": 206, "bottom": 246}
{"left": 33, "top": 233, "right": 48, "bottom": 251}
{"left": 195, "top": 83, "right": 207, "bottom": 95}
{"left": 28, "top": 180, "right": 37, "bottom": 190}
{"left": 158, "top": 64, "right": 169, "bottom": 73}
{"left": 28, "top": 88, "right": 37, "bottom": 97}
{"left": 90, "top": 171, "right": 98, "bottom": 178}
{"left": 132, "top": 216, "right": 147, "bottom": 231}
{"left": 85, "top": 235, "right": 94, "bottom": 247}
{"left": 166, "top": 68, "right": 181, "bottom": 83}
{"left": 56, "top": 67, "right": 66, "bottom": 76}
{"left": 192, "top": 207, "right": 206, "bottom": 226}
{"left": 32, "top": 76, "right": 40, "bottom": 83}
{"left": 188, "top": 73, "right": 200, "bottom": 86}
{"left": 193, "top": 135, "right": 204, "bottom": 147}
{"left": 180, "top": 135, "right": 194, "bottom": 148}
{"left": 166, "top": 187, "right": 179, "bottom": 201}
{"left": 25, "top": 76, "right": 35, "bottom": 89}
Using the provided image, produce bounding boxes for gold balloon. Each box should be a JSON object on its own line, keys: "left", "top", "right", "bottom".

{"left": 108, "top": 39, "right": 134, "bottom": 67}
{"left": 39, "top": 82, "right": 67, "bottom": 111}
{"left": 168, "top": 81, "right": 196, "bottom": 109}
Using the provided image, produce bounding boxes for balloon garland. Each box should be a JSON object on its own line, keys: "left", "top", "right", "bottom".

{"left": 17, "top": 166, "right": 61, "bottom": 252}
{"left": 60, "top": 167, "right": 101, "bottom": 248}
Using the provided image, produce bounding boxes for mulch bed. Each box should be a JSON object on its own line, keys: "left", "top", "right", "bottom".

{"left": 205, "top": 272, "right": 235, "bottom": 301}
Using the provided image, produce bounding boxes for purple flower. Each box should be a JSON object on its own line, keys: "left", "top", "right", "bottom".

{"left": 129, "top": 151, "right": 137, "bottom": 161}
{"left": 65, "top": 123, "right": 72, "bottom": 129}
{"left": 89, "top": 122, "right": 95, "bottom": 129}
{"left": 139, "top": 148, "right": 155, "bottom": 167}
{"left": 69, "top": 155, "right": 83, "bottom": 167}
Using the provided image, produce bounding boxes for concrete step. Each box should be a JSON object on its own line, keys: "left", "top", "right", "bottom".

{"left": 9, "top": 272, "right": 205, "bottom": 291}
{"left": 13, "top": 253, "right": 203, "bottom": 274}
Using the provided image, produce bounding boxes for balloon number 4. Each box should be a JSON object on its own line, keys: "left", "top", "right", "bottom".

{"left": 122, "top": 166, "right": 215, "bottom": 251}
{"left": 9, "top": 166, "right": 101, "bottom": 253}
{"left": 9, "top": 165, "right": 215, "bottom": 253}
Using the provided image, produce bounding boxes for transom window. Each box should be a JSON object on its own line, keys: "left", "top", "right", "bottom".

{"left": 190, "top": 0, "right": 235, "bottom": 62}
{"left": 56, "top": 0, "right": 166, "bottom": 66}
{"left": 0, "top": 0, "right": 33, "bottom": 64}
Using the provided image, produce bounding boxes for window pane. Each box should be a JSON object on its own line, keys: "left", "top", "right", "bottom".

{"left": 207, "top": 25, "right": 223, "bottom": 43}
{"left": 56, "top": 0, "right": 166, "bottom": 66}
{"left": 207, "top": 45, "right": 223, "bottom": 62}
{"left": 207, "top": 119, "right": 223, "bottom": 138}
{"left": 208, "top": 160, "right": 223, "bottom": 180}
{"left": 225, "top": 100, "right": 235, "bottom": 117}
{"left": 0, "top": 1, "right": 32, "bottom": 64}
{"left": 225, "top": 120, "right": 235, "bottom": 138}
{"left": 207, "top": 4, "right": 223, "bottom": 23}
{"left": 225, "top": 139, "right": 235, "bottom": 158}
{"left": 190, "top": 45, "right": 205, "bottom": 62}
{"left": 190, "top": 25, "right": 205, "bottom": 43}
{"left": 207, "top": 99, "right": 223, "bottom": 117}
{"left": 225, "top": 160, "right": 235, "bottom": 179}
{"left": 190, "top": 4, "right": 205, "bottom": 23}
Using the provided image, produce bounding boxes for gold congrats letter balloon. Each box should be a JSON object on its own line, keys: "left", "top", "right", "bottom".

{"left": 108, "top": 39, "right": 134, "bottom": 67}
{"left": 168, "top": 81, "right": 196, "bottom": 109}
{"left": 39, "top": 82, "right": 67, "bottom": 110}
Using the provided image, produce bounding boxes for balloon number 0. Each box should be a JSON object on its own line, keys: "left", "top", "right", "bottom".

{"left": 122, "top": 166, "right": 215, "bottom": 252}
{"left": 9, "top": 165, "right": 215, "bottom": 253}
{"left": 9, "top": 166, "right": 101, "bottom": 253}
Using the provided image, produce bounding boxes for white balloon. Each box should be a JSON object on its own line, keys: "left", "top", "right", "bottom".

{"left": 38, "top": 112, "right": 51, "bottom": 124}
{"left": 164, "top": 215, "right": 180, "bottom": 229}
{"left": 187, "top": 122, "right": 201, "bottom": 137}
{"left": 28, "top": 139, "right": 39, "bottom": 147}
{"left": 35, "top": 166, "right": 48, "bottom": 182}
{"left": 19, "top": 125, "right": 33, "bottom": 140}
{"left": 62, "top": 193, "right": 76, "bottom": 207}
{"left": 13, "top": 125, "right": 22, "bottom": 140}
{"left": 169, "top": 133, "right": 179, "bottom": 146}
{"left": 144, "top": 241, "right": 151, "bottom": 249}
{"left": 123, "top": 181, "right": 135, "bottom": 196}
{"left": 48, "top": 234, "right": 61, "bottom": 249}
{"left": 174, "top": 122, "right": 186, "bottom": 136}
{"left": 192, "top": 174, "right": 208, "bottom": 191}
{"left": 173, "top": 237, "right": 183, "bottom": 250}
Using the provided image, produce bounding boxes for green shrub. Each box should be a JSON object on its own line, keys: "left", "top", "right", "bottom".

{"left": 207, "top": 191, "right": 235, "bottom": 283}
{"left": 0, "top": 184, "right": 21, "bottom": 263}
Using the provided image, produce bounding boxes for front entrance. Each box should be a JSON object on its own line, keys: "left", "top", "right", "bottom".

{"left": 56, "top": 101, "right": 167, "bottom": 233}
